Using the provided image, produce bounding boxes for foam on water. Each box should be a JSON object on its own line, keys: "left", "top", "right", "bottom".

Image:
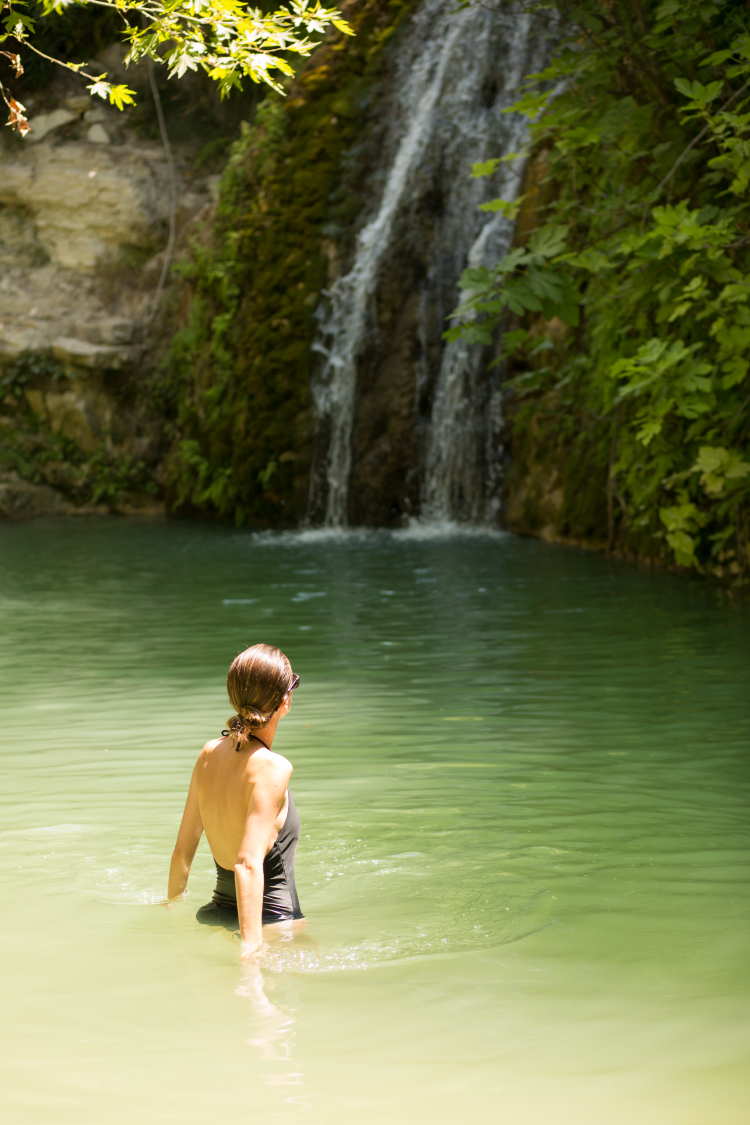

{"left": 247, "top": 520, "right": 508, "bottom": 549}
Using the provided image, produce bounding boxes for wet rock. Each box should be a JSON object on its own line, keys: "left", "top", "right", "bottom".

{"left": 0, "top": 473, "right": 67, "bottom": 518}
{"left": 503, "top": 465, "right": 564, "bottom": 538}
{"left": 110, "top": 499, "right": 166, "bottom": 517}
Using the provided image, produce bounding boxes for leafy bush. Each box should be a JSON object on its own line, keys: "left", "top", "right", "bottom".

{"left": 453, "top": 0, "right": 750, "bottom": 581}
{"left": 0, "top": 350, "right": 65, "bottom": 399}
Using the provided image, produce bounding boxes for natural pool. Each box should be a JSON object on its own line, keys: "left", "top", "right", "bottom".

{"left": 0, "top": 518, "right": 748, "bottom": 1124}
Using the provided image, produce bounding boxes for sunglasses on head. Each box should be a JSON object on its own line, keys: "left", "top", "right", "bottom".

{"left": 288, "top": 673, "right": 300, "bottom": 692}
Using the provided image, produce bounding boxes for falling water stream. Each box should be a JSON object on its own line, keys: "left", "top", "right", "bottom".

{"left": 313, "top": 0, "right": 466, "bottom": 527}
{"left": 420, "top": 163, "right": 525, "bottom": 524}
{"left": 311, "top": 0, "right": 550, "bottom": 526}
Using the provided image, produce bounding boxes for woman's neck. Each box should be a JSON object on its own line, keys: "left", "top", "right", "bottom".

{"left": 249, "top": 711, "right": 280, "bottom": 749}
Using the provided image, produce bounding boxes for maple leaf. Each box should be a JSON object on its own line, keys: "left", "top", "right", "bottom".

{"left": 107, "top": 83, "right": 135, "bottom": 110}
{"left": 0, "top": 50, "right": 23, "bottom": 77}
{"left": 87, "top": 76, "right": 112, "bottom": 100}
{"left": 6, "top": 96, "right": 29, "bottom": 136}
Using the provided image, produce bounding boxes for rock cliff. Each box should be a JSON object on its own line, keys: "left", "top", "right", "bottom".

{"left": 0, "top": 55, "right": 219, "bottom": 515}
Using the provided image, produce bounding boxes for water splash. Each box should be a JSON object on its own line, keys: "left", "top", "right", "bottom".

{"left": 247, "top": 521, "right": 507, "bottom": 548}
{"left": 258, "top": 888, "right": 552, "bottom": 974}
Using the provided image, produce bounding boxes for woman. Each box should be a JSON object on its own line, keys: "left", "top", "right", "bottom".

{"left": 168, "top": 644, "right": 305, "bottom": 954}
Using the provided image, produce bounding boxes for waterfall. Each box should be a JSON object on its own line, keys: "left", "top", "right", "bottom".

{"left": 309, "top": 0, "right": 551, "bottom": 527}
{"left": 421, "top": 127, "right": 529, "bottom": 524}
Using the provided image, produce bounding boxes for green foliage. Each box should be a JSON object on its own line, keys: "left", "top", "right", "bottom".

{"left": 0, "top": 353, "right": 158, "bottom": 507}
{"left": 2, "top": 1, "right": 122, "bottom": 92}
{"left": 446, "top": 224, "right": 581, "bottom": 346}
{"left": 0, "top": 350, "right": 63, "bottom": 400}
{"left": 454, "top": 0, "right": 750, "bottom": 581}
{"left": 159, "top": 0, "right": 415, "bottom": 526}
{"left": 0, "top": 0, "right": 352, "bottom": 134}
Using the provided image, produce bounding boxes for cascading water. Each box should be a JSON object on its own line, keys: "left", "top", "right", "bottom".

{"left": 311, "top": 0, "right": 465, "bottom": 528}
{"left": 420, "top": 147, "right": 529, "bottom": 524}
{"left": 309, "top": 0, "right": 552, "bottom": 527}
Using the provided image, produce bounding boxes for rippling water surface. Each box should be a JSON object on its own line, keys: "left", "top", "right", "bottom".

{"left": 0, "top": 518, "right": 748, "bottom": 1123}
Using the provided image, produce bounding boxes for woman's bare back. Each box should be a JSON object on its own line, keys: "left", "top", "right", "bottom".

{"left": 195, "top": 736, "right": 291, "bottom": 870}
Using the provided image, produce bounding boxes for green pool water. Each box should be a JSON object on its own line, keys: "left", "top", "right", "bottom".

{"left": 0, "top": 518, "right": 748, "bottom": 1124}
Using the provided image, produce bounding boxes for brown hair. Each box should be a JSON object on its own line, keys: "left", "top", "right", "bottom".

{"left": 225, "top": 643, "right": 293, "bottom": 744}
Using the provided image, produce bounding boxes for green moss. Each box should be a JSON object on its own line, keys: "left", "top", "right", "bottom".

{"left": 160, "top": 0, "right": 417, "bottom": 526}
{"left": 0, "top": 352, "right": 159, "bottom": 509}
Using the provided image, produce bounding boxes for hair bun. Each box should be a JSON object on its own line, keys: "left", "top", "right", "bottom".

{"left": 223, "top": 714, "right": 248, "bottom": 741}
{"left": 223, "top": 705, "right": 271, "bottom": 745}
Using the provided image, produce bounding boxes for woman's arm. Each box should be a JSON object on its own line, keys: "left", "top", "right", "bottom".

{"left": 234, "top": 764, "right": 290, "bottom": 953}
{"left": 168, "top": 762, "right": 203, "bottom": 900}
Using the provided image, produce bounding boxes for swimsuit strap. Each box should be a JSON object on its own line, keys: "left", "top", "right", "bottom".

{"left": 221, "top": 727, "right": 272, "bottom": 752}
{"left": 249, "top": 732, "right": 272, "bottom": 752}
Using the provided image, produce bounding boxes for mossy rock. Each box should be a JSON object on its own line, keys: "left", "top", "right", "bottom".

{"left": 160, "top": 0, "right": 417, "bottom": 527}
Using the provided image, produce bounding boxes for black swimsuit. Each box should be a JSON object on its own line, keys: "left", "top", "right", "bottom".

{"left": 196, "top": 790, "right": 304, "bottom": 928}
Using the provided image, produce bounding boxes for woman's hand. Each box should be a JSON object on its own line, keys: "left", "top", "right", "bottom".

{"left": 240, "top": 938, "right": 266, "bottom": 961}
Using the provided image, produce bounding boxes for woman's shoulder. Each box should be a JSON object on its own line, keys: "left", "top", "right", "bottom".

{"left": 201, "top": 737, "right": 225, "bottom": 754}
{"left": 249, "top": 747, "right": 293, "bottom": 783}
{"left": 195, "top": 737, "right": 225, "bottom": 764}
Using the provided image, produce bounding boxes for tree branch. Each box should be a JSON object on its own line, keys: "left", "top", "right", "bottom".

{"left": 146, "top": 59, "right": 178, "bottom": 324}
{"left": 654, "top": 78, "right": 750, "bottom": 197}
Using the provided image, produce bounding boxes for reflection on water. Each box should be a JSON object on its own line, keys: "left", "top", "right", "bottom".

{"left": 236, "top": 963, "right": 295, "bottom": 1058}
{"left": 0, "top": 518, "right": 748, "bottom": 1124}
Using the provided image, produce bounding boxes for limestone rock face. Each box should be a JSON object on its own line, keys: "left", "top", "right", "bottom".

{"left": 0, "top": 138, "right": 171, "bottom": 271}
{"left": 26, "top": 109, "right": 77, "bottom": 144}
{"left": 51, "top": 337, "right": 137, "bottom": 370}
{"left": 24, "top": 385, "right": 116, "bottom": 456}
{"left": 0, "top": 90, "right": 213, "bottom": 474}
{"left": 0, "top": 472, "right": 67, "bottom": 518}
